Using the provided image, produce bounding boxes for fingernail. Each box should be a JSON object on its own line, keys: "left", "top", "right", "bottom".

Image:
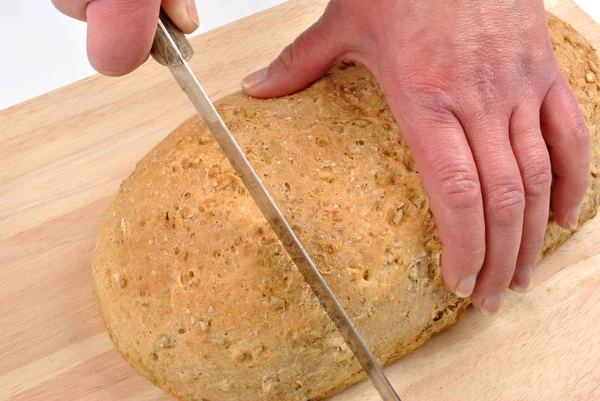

{"left": 567, "top": 206, "right": 580, "bottom": 230}
{"left": 511, "top": 265, "right": 534, "bottom": 293}
{"left": 481, "top": 293, "right": 503, "bottom": 316}
{"left": 241, "top": 67, "right": 268, "bottom": 90}
{"left": 455, "top": 274, "right": 477, "bottom": 298}
{"left": 187, "top": 0, "right": 199, "bottom": 29}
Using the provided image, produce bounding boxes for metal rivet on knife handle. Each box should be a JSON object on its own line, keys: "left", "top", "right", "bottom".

{"left": 151, "top": 9, "right": 194, "bottom": 67}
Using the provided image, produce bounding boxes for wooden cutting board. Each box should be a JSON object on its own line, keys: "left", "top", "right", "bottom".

{"left": 1, "top": 1, "right": 599, "bottom": 400}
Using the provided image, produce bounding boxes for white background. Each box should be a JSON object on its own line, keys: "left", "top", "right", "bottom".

{"left": 0, "top": 0, "right": 598, "bottom": 111}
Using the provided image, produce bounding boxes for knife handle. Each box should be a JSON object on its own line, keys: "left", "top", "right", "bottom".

{"left": 150, "top": 9, "right": 194, "bottom": 67}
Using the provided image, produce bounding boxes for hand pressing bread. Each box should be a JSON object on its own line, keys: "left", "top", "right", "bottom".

{"left": 241, "top": 0, "right": 591, "bottom": 314}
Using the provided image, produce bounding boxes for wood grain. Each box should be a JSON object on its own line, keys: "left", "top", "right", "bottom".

{"left": 0, "top": 1, "right": 598, "bottom": 400}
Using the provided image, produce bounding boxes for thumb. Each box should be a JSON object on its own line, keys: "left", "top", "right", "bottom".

{"left": 241, "top": 7, "right": 353, "bottom": 98}
{"left": 86, "top": 0, "right": 199, "bottom": 76}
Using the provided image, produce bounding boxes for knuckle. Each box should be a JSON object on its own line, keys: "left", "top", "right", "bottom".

{"left": 276, "top": 43, "right": 297, "bottom": 75}
{"left": 455, "top": 240, "right": 487, "bottom": 267}
{"left": 472, "top": 65, "right": 497, "bottom": 99}
{"left": 486, "top": 180, "right": 525, "bottom": 226}
{"left": 522, "top": 156, "right": 552, "bottom": 198}
{"left": 571, "top": 119, "right": 591, "bottom": 148}
{"left": 572, "top": 173, "right": 591, "bottom": 194}
{"left": 465, "top": 63, "right": 504, "bottom": 113}
{"left": 552, "top": 78, "right": 591, "bottom": 147}
{"left": 275, "top": 32, "right": 313, "bottom": 76}
{"left": 434, "top": 164, "right": 482, "bottom": 211}
{"left": 523, "top": 49, "right": 545, "bottom": 70}
{"left": 566, "top": 121, "right": 591, "bottom": 194}
{"left": 519, "top": 47, "right": 549, "bottom": 78}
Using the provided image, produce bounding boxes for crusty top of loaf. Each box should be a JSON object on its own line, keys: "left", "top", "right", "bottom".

{"left": 92, "top": 13, "right": 599, "bottom": 401}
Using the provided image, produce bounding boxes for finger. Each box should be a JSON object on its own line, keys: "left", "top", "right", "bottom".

{"left": 161, "top": 0, "right": 199, "bottom": 34}
{"left": 509, "top": 101, "right": 552, "bottom": 293}
{"left": 86, "top": 0, "right": 162, "bottom": 76}
{"left": 392, "top": 103, "right": 486, "bottom": 299}
{"left": 241, "top": 4, "right": 354, "bottom": 98}
{"left": 51, "top": 0, "right": 90, "bottom": 21}
{"left": 465, "top": 117, "right": 525, "bottom": 315}
{"left": 540, "top": 77, "right": 590, "bottom": 230}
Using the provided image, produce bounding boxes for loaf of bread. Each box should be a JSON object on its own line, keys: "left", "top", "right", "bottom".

{"left": 92, "top": 13, "right": 600, "bottom": 401}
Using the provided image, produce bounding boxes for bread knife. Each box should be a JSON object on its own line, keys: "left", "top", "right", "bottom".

{"left": 150, "top": 11, "right": 402, "bottom": 401}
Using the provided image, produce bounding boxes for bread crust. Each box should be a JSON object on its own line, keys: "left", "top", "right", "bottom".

{"left": 92, "top": 13, "right": 599, "bottom": 401}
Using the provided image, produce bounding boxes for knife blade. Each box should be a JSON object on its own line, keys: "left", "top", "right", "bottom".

{"left": 150, "top": 11, "right": 401, "bottom": 401}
